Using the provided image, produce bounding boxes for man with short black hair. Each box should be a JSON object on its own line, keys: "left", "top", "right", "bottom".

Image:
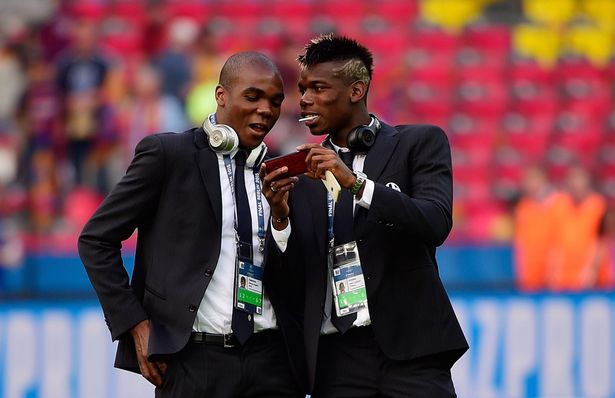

{"left": 79, "top": 51, "right": 305, "bottom": 398}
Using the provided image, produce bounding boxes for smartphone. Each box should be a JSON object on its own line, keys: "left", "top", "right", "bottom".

{"left": 263, "top": 150, "right": 309, "bottom": 177}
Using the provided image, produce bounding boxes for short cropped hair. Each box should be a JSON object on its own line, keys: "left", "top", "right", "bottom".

{"left": 297, "top": 34, "right": 374, "bottom": 88}
{"left": 219, "top": 51, "right": 280, "bottom": 89}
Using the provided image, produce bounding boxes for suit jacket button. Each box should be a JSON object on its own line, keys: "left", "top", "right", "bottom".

{"left": 204, "top": 269, "right": 213, "bottom": 277}
{"left": 188, "top": 305, "right": 197, "bottom": 312}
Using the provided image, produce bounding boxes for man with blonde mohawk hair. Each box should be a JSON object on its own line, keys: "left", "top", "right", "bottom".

{"left": 263, "top": 34, "right": 468, "bottom": 397}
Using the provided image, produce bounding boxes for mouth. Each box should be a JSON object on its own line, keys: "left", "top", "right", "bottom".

{"left": 248, "top": 123, "right": 269, "bottom": 135}
{"left": 299, "top": 113, "right": 320, "bottom": 126}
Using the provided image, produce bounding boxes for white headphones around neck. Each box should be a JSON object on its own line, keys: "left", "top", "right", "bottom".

{"left": 202, "top": 113, "right": 268, "bottom": 168}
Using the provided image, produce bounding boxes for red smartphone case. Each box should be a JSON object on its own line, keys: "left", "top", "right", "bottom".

{"left": 263, "top": 150, "right": 308, "bottom": 177}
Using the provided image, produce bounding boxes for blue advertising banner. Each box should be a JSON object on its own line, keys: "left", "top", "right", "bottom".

{"left": 0, "top": 294, "right": 613, "bottom": 398}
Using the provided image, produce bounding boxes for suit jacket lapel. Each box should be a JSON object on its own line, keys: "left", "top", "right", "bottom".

{"left": 355, "top": 124, "right": 399, "bottom": 231}
{"left": 363, "top": 124, "right": 399, "bottom": 181}
{"left": 194, "top": 129, "right": 223, "bottom": 230}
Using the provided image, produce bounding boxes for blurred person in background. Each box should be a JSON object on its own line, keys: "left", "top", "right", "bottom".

{"left": 16, "top": 50, "right": 61, "bottom": 233}
{"left": 512, "top": 164, "right": 564, "bottom": 292}
{"left": 549, "top": 164, "right": 608, "bottom": 291}
{"left": 78, "top": 51, "right": 305, "bottom": 397}
{"left": 586, "top": 207, "right": 615, "bottom": 290}
{"left": 0, "top": 39, "right": 26, "bottom": 131}
{"left": 153, "top": 17, "right": 195, "bottom": 105}
{"left": 264, "top": 34, "right": 467, "bottom": 397}
{"left": 185, "top": 26, "right": 226, "bottom": 126}
{"left": 119, "top": 61, "right": 188, "bottom": 169}
{"left": 56, "top": 18, "right": 111, "bottom": 192}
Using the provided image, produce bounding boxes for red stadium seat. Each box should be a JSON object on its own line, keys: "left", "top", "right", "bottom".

{"left": 462, "top": 23, "right": 511, "bottom": 56}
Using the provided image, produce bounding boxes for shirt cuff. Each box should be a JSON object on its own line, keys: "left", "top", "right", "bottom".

{"left": 356, "top": 179, "right": 374, "bottom": 210}
{"left": 271, "top": 219, "right": 291, "bottom": 252}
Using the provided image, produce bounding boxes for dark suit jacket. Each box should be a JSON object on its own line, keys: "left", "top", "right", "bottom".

{"left": 78, "top": 128, "right": 306, "bottom": 388}
{"left": 275, "top": 122, "right": 469, "bottom": 389}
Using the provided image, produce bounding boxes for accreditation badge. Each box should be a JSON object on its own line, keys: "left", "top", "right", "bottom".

{"left": 328, "top": 241, "right": 368, "bottom": 317}
{"left": 234, "top": 258, "right": 264, "bottom": 315}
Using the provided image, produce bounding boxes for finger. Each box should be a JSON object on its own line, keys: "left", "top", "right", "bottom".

{"left": 144, "top": 361, "right": 163, "bottom": 387}
{"left": 296, "top": 143, "right": 321, "bottom": 151}
{"left": 304, "top": 148, "right": 329, "bottom": 168}
{"left": 156, "top": 360, "right": 168, "bottom": 375}
{"left": 259, "top": 163, "right": 267, "bottom": 180}
{"left": 277, "top": 182, "right": 294, "bottom": 193}
{"left": 270, "top": 176, "right": 298, "bottom": 194}
{"left": 263, "top": 166, "right": 289, "bottom": 185}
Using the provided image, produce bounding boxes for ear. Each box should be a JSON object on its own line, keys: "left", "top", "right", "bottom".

{"left": 349, "top": 80, "right": 367, "bottom": 104}
{"left": 215, "top": 85, "right": 226, "bottom": 106}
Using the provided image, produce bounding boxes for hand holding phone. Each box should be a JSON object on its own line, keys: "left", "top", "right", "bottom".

{"left": 263, "top": 150, "right": 308, "bottom": 177}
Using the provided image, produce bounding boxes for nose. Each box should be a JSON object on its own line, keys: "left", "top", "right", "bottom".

{"left": 300, "top": 93, "right": 312, "bottom": 108}
{"left": 256, "top": 102, "right": 273, "bottom": 118}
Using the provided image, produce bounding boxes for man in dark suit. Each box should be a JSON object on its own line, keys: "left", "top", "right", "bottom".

{"left": 264, "top": 34, "right": 468, "bottom": 397}
{"left": 78, "top": 51, "right": 305, "bottom": 397}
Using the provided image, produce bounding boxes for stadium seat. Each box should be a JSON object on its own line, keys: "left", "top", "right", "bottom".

{"left": 509, "top": 58, "right": 555, "bottom": 85}
{"left": 409, "top": 24, "right": 462, "bottom": 64}
{"left": 462, "top": 23, "right": 511, "bottom": 57}
{"left": 513, "top": 23, "right": 562, "bottom": 68}
{"left": 522, "top": 0, "right": 577, "bottom": 26}
{"left": 561, "top": 24, "right": 614, "bottom": 67}
{"left": 420, "top": 0, "right": 483, "bottom": 32}
{"left": 501, "top": 112, "right": 553, "bottom": 160}
{"left": 370, "top": 0, "right": 419, "bottom": 23}
{"left": 581, "top": 0, "right": 615, "bottom": 28}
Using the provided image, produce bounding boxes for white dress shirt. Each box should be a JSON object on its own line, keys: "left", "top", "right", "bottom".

{"left": 193, "top": 150, "right": 277, "bottom": 334}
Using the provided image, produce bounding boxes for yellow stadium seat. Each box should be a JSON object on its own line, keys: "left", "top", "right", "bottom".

{"left": 581, "top": 0, "right": 615, "bottom": 27}
{"left": 562, "top": 24, "right": 614, "bottom": 66}
{"left": 523, "top": 0, "right": 578, "bottom": 26}
{"left": 420, "top": 0, "right": 483, "bottom": 32}
{"left": 513, "top": 24, "right": 562, "bottom": 68}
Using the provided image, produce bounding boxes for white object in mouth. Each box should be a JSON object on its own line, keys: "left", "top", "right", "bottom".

{"left": 298, "top": 115, "right": 319, "bottom": 122}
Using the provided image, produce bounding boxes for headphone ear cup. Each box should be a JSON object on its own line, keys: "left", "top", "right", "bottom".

{"left": 210, "top": 125, "right": 239, "bottom": 153}
{"left": 204, "top": 121, "right": 239, "bottom": 154}
{"left": 348, "top": 126, "right": 376, "bottom": 153}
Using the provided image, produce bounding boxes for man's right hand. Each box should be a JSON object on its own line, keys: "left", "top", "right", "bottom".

{"left": 130, "top": 320, "right": 166, "bottom": 387}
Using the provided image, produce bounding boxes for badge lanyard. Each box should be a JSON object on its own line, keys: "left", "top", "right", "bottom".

{"left": 224, "top": 154, "right": 266, "bottom": 315}
{"left": 326, "top": 192, "right": 368, "bottom": 318}
{"left": 327, "top": 192, "right": 335, "bottom": 248}
{"left": 222, "top": 154, "right": 266, "bottom": 255}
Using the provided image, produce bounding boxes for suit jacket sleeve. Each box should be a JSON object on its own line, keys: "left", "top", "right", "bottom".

{"left": 78, "top": 134, "right": 165, "bottom": 340}
{"left": 369, "top": 125, "right": 453, "bottom": 246}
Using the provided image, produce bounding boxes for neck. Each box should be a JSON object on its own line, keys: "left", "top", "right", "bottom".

{"left": 330, "top": 133, "right": 349, "bottom": 148}
{"left": 329, "top": 112, "right": 372, "bottom": 148}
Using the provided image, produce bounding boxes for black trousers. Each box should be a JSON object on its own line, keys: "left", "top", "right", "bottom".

{"left": 155, "top": 330, "right": 304, "bottom": 398}
{"left": 312, "top": 326, "right": 457, "bottom": 398}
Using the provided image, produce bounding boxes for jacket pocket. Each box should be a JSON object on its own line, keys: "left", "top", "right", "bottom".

{"left": 144, "top": 283, "right": 166, "bottom": 300}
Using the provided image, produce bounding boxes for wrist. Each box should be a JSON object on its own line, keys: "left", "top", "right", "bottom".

{"left": 271, "top": 215, "right": 289, "bottom": 231}
{"left": 350, "top": 171, "right": 367, "bottom": 195}
{"left": 271, "top": 215, "right": 288, "bottom": 223}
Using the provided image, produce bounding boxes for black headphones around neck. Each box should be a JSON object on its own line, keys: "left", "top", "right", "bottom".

{"left": 330, "top": 114, "right": 381, "bottom": 153}
{"left": 202, "top": 113, "right": 268, "bottom": 168}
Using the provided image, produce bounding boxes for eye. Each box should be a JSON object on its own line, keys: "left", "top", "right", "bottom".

{"left": 245, "top": 95, "right": 258, "bottom": 102}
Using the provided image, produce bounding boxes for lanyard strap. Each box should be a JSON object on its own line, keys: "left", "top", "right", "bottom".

{"left": 223, "top": 154, "right": 266, "bottom": 251}
{"left": 327, "top": 192, "right": 335, "bottom": 248}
